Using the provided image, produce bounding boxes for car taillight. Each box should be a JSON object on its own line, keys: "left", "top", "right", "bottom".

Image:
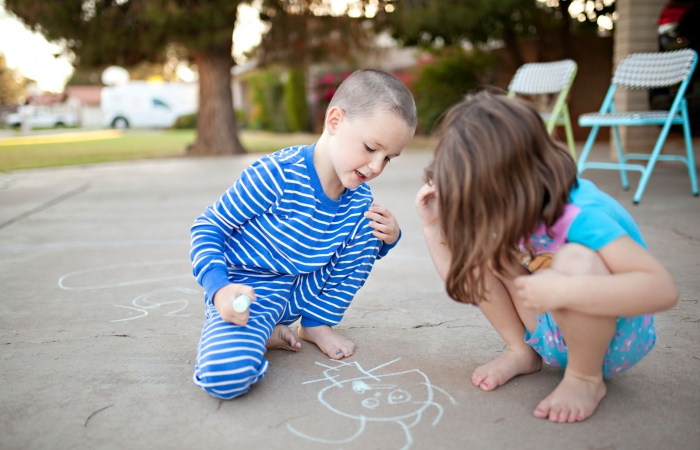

{"left": 658, "top": 2, "right": 694, "bottom": 25}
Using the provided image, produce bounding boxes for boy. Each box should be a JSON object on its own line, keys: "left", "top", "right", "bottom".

{"left": 190, "top": 69, "right": 417, "bottom": 399}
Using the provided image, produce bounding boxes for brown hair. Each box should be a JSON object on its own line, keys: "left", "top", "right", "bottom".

{"left": 424, "top": 91, "right": 577, "bottom": 304}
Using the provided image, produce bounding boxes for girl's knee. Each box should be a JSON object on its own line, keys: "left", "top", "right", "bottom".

{"left": 551, "top": 243, "right": 608, "bottom": 276}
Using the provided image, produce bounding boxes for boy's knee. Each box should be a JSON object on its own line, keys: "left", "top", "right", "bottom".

{"left": 194, "top": 347, "right": 268, "bottom": 400}
{"left": 551, "top": 243, "right": 608, "bottom": 276}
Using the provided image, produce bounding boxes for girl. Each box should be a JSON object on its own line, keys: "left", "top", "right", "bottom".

{"left": 415, "top": 91, "right": 678, "bottom": 423}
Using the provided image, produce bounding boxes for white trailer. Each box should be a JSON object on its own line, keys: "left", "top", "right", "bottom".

{"left": 101, "top": 81, "right": 198, "bottom": 129}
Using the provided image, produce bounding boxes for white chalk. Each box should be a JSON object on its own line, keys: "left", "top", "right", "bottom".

{"left": 232, "top": 294, "right": 252, "bottom": 313}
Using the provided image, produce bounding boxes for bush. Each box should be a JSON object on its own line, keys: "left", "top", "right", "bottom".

{"left": 284, "top": 69, "right": 310, "bottom": 132}
{"left": 412, "top": 49, "right": 494, "bottom": 134}
{"left": 248, "top": 70, "right": 288, "bottom": 133}
{"left": 171, "top": 113, "right": 197, "bottom": 129}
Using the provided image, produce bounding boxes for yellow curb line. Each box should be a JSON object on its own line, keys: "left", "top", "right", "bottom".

{"left": 0, "top": 130, "right": 123, "bottom": 146}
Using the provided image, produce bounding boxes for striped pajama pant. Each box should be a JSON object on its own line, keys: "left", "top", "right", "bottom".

{"left": 192, "top": 218, "right": 383, "bottom": 399}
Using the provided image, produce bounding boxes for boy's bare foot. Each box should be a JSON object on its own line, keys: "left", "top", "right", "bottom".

{"left": 298, "top": 325, "right": 354, "bottom": 359}
{"left": 471, "top": 345, "right": 541, "bottom": 391}
{"left": 266, "top": 324, "right": 301, "bottom": 352}
{"left": 533, "top": 372, "right": 606, "bottom": 423}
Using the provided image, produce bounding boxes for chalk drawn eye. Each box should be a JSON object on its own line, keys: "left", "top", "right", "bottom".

{"left": 352, "top": 380, "right": 371, "bottom": 394}
{"left": 362, "top": 397, "right": 380, "bottom": 409}
{"left": 388, "top": 389, "right": 411, "bottom": 404}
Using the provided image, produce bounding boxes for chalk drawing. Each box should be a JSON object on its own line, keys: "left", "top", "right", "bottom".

{"left": 287, "top": 358, "right": 456, "bottom": 450}
{"left": 58, "top": 260, "right": 191, "bottom": 291}
{"left": 0, "top": 240, "right": 189, "bottom": 252}
{"left": 111, "top": 287, "right": 200, "bottom": 322}
{"left": 57, "top": 259, "right": 200, "bottom": 322}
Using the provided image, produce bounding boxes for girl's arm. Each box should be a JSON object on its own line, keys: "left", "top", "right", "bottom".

{"left": 517, "top": 236, "right": 679, "bottom": 317}
{"left": 416, "top": 183, "right": 452, "bottom": 281}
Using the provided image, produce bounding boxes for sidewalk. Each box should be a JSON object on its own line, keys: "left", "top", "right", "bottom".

{"left": 0, "top": 143, "right": 698, "bottom": 449}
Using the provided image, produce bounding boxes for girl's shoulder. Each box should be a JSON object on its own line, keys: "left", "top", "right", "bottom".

{"left": 566, "top": 179, "right": 646, "bottom": 250}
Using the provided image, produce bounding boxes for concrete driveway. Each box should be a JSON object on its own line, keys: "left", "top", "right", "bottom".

{"left": 1, "top": 143, "right": 698, "bottom": 449}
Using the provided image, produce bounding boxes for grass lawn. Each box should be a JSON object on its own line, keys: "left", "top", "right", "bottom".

{"left": 0, "top": 129, "right": 436, "bottom": 172}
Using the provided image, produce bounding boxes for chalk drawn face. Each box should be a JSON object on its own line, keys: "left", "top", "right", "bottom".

{"left": 319, "top": 369, "right": 430, "bottom": 421}
{"left": 287, "top": 358, "right": 457, "bottom": 449}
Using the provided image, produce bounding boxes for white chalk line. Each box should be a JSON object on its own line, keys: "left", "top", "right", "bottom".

{"left": 58, "top": 260, "right": 191, "bottom": 291}
{"left": 288, "top": 358, "right": 456, "bottom": 450}
{"left": 111, "top": 287, "right": 200, "bottom": 323}
{"left": 0, "top": 240, "right": 189, "bottom": 252}
{"left": 112, "top": 305, "right": 149, "bottom": 322}
{"left": 287, "top": 416, "right": 367, "bottom": 445}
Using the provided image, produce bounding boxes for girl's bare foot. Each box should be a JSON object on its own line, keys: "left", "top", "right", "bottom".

{"left": 471, "top": 345, "right": 542, "bottom": 391}
{"left": 298, "top": 325, "right": 354, "bottom": 359}
{"left": 266, "top": 324, "right": 301, "bottom": 352}
{"left": 534, "top": 371, "right": 606, "bottom": 423}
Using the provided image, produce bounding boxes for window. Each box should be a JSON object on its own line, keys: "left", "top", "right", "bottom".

{"left": 152, "top": 98, "right": 171, "bottom": 109}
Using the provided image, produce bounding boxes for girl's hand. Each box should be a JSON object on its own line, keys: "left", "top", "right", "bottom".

{"left": 513, "top": 269, "right": 568, "bottom": 314}
{"left": 365, "top": 203, "right": 400, "bottom": 245}
{"left": 213, "top": 284, "right": 256, "bottom": 326}
{"left": 415, "top": 183, "right": 439, "bottom": 229}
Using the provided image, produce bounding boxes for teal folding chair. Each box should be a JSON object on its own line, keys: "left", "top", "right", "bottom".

{"left": 578, "top": 49, "right": 698, "bottom": 204}
{"left": 507, "top": 59, "right": 578, "bottom": 161}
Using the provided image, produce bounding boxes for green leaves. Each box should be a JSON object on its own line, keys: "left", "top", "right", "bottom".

{"left": 4, "top": 0, "right": 243, "bottom": 67}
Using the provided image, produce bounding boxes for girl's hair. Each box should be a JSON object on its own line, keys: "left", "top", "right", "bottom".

{"left": 424, "top": 91, "right": 577, "bottom": 305}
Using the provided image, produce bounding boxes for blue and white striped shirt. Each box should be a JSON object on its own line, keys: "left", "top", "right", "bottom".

{"left": 190, "top": 144, "right": 398, "bottom": 302}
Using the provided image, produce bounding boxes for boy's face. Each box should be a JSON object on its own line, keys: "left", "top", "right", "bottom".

{"left": 326, "top": 107, "right": 414, "bottom": 190}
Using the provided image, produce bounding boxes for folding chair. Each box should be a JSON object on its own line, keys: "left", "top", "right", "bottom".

{"left": 577, "top": 49, "right": 698, "bottom": 204}
{"left": 507, "top": 59, "right": 578, "bottom": 160}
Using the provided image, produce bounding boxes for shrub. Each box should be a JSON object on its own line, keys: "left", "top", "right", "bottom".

{"left": 248, "top": 70, "right": 288, "bottom": 132}
{"left": 284, "top": 69, "right": 310, "bottom": 132}
{"left": 172, "top": 113, "right": 197, "bottom": 129}
{"left": 412, "top": 49, "right": 495, "bottom": 134}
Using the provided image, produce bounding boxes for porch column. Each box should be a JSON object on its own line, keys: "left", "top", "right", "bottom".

{"left": 612, "top": 0, "right": 667, "bottom": 158}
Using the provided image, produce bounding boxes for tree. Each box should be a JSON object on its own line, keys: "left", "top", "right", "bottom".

{"left": 0, "top": 53, "right": 28, "bottom": 105}
{"left": 5, "top": 0, "right": 245, "bottom": 155}
{"left": 256, "top": 0, "right": 383, "bottom": 68}
{"left": 253, "top": 1, "right": 393, "bottom": 131}
{"left": 386, "top": 0, "right": 616, "bottom": 66}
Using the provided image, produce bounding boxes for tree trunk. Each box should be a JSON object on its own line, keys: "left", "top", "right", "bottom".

{"left": 187, "top": 50, "right": 245, "bottom": 156}
{"left": 558, "top": 0, "right": 575, "bottom": 60}
{"left": 503, "top": 27, "right": 525, "bottom": 68}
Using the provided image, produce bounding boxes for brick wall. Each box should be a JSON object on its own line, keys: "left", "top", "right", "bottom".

{"left": 611, "top": 0, "right": 668, "bottom": 158}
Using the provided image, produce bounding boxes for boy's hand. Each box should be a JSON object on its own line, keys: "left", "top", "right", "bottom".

{"left": 415, "top": 183, "right": 439, "bottom": 229}
{"left": 213, "top": 284, "right": 256, "bottom": 326}
{"left": 513, "top": 269, "right": 568, "bottom": 314}
{"left": 365, "top": 203, "right": 400, "bottom": 245}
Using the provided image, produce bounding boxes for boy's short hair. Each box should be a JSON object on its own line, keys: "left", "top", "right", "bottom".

{"left": 327, "top": 69, "right": 417, "bottom": 128}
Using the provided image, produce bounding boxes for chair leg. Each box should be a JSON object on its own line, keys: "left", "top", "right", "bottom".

{"left": 562, "top": 106, "right": 577, "bottom": 162}
{"left": 633, "top": 121, "right": 674, "bottom": 204}
{"left": 612, "top": 126, "right": 629, "bottom": 190}
{"left": 578, "top": 125, "right": 600, "bottom": 175}
{"left": 681, "top": 102, "right": 699, "bottom": 196}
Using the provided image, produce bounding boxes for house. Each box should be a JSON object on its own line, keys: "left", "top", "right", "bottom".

{"left": 64, "top": 85, "right": 103, "bottom": 127}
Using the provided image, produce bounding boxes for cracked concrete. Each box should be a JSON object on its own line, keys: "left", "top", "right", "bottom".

{"left": 0, "top": 141, "right": 699, "bottom": 449}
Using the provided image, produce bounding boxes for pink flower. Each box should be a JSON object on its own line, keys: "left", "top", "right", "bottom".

{"left": 642, "top": 315, "right": 653, "bottom": 330}
{"left": 644, "top": 338, "right": 654, "bottom": 352}
{"left": 621, "top": 331, "right": 637, "bottom": 352}
{"left": 542, "top": 356, "right": 560, "bottom": 368}
{"left": 605, "top": 360, "right": 631, "bottom": 378}
{"left": 554, "top": 330, "right": 566, "bottom": 352}
{"left": 545, "top": 330, "right": 554, "bottom": 347}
